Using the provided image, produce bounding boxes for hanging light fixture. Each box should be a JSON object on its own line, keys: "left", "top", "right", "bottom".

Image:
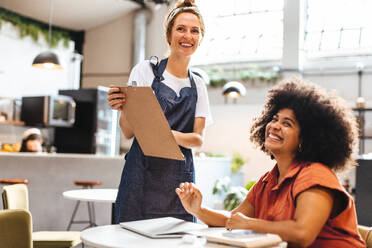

{"left": 222, "top": 81, "right": 246, "bottom": 104}
{"left": 32, "top": 0, "right": 62, "bottom": 70}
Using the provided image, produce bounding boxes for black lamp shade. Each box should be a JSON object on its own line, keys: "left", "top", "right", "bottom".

{"left": 32, "top": 51, "right": 62, "bottom": 70}
{"left": 223, "top": 87, "right": 241, "bottom": 98}
{"left": 222, "top": 81, "right": 246, "bottom": 98}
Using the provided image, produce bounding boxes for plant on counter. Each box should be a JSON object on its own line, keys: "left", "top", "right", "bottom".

{"left": 230, "top": 152, "right": 249, "bottom": 174}
{"left": 205, "top": 66, "right": 282, "bottom": 88}
{"left": 0, "top": 7, "right": 71, "bottom": 48}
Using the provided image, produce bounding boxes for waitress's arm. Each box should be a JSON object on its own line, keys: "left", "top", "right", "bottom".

{"left": 119, "top": 111, "right": 134, "bottom": 139}
{"left": 172, "top": 117, "right": 205, "bottom": 149}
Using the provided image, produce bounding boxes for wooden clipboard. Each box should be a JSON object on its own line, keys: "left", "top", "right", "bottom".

{"left": 120, "top": 86, "right": 184, "bottom": 161}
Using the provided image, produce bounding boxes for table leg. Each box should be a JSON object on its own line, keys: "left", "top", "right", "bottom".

{"left": 111, "top": 203, "right": 115, "bottom": 224}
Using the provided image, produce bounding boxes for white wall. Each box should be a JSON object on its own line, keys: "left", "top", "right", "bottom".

{"left": 82, "top": 3, "right": 170, "bottom": 89}
{"left": 0, "top": 21, "right": 79, "bottom": 98}
{"left": 82, "top": 12, "right": 135, "bottom": 89}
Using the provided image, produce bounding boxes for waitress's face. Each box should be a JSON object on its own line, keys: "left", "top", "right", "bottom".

{"left": 168, "top": 12, "right": 201, "bottom": 57}
{"left": 264, "top": 108, "right": 301, "bottom": 158}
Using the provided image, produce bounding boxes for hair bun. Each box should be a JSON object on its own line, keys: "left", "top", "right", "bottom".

{"left": 183, "top": 0, "right": 195, "bottom": 7}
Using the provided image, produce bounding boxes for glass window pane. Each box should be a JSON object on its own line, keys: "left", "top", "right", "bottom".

{"left": 320, "top": 31, "right": 339, "bottom": 51}
{"left": 193, "top": 0, "right": 283, "bottom": 65}
{"left": 305, "top": 32, "right": 322, "bottom": 52}
{"left": 305, "top": 0, "right": 372, "bottom": 57}
{"left": 361, "top": 28, "right": 372, "bottom": 48}
{"left": 341, "top": 29, "right": 361, "bottom": 49}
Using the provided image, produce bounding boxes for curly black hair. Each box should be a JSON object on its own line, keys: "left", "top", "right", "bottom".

{"left": 250, "top": 78, "right": 359, "bottom": 171}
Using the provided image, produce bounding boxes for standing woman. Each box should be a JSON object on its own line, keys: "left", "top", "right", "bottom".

{"left": 107, "top": 0, "right": 211, "bottom": 222}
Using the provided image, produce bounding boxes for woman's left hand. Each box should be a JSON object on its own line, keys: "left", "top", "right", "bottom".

{"left": 225, "top": 212, "right": 251, "bottom": 230}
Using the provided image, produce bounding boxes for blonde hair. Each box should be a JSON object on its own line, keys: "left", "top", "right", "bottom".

{"left": 164, "top": 0, "right": 205, "bottom": 45}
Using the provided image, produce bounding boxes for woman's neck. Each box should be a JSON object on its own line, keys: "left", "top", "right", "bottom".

{"left": 274, "top": 153, "right": 295, "bottom": 184}
{"left": 166, "top": 54, "right": 191, "bottom": 78}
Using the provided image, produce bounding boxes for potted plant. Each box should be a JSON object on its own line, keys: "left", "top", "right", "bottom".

{"left": 212, "top": 177, "right": 247, "bottom": 210}
{"left": 212, "top": 177, "right": 256, "bottom": 211}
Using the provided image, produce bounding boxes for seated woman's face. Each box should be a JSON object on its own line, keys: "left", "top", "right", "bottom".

{"left": 264, "top": 108, "right": 301, "bottom": 157}
{"left": 26, "top": 139, "right": 42, "bottom": 153}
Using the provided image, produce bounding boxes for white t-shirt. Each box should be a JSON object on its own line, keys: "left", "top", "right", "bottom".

{"left": 127, "top": 60, "right": 213, "bottom": 126}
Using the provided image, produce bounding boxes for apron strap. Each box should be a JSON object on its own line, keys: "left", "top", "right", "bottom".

{"left": 150, "top": 57, "right": 167, "bottom": 82}
{"left": 188, "top": 70, "right": 198, "bottom": 99}
{"left": 150, "top": 57, "right": 168, "bottom": 94}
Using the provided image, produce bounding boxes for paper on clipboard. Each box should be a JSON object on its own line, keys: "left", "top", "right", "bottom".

{"left": 120, "top": 86, "right": 184, "bottom": 161}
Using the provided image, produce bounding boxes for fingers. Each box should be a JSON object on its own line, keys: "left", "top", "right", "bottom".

{"left": 176, "top": 182, "right": 195, "bottom": 197}
{"left": 107, "top": 86, "right": 126, "bottom": 110}
{"left": 225, "top": 218, "right": 232, "bottom": 230}
{"left": 178, "top": 182, "right": 197, "bottom": 194}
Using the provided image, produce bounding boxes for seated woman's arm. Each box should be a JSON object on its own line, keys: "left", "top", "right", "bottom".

{"left": 172, "top": 117, "right": 205, "bottom": 148}
{"left": 226, "top": 186, "right": 334, "bottom": 247}
{"left": 231, "top": 196, "right": 255, "bottom": 218}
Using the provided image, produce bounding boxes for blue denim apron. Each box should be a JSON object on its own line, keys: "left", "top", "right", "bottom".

{"left": 114, "top": 58, "right": 197, "bottom": 223}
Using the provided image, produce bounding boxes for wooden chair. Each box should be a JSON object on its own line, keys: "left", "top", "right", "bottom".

{"left": 359, "top": 225, "right": 372, "bottom": 247}
{"left": 0, "top": 178, "right": 29, "bottom": 185}
{"left": 0, "top": 209, "right": 32, "bottom": 248}
{"left": 66, "top": 180, "right": 102, "bottom": 230}
{"left": 2, "top": 184, "right": 82, "bottom": 248}
{"left": 0, "top": 178, "right": 29, "bottom": 209}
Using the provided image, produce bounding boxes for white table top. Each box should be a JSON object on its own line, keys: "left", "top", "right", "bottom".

{"left": 81, "top": 225, "right": 287, "bottom": 248}
{"left": 63, "top": 189, "right": 118, "bottom": 203}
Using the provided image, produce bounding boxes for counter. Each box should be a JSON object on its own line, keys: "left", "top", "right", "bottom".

{"left": 0, "top": 153, "right": 231, "bottom": 231}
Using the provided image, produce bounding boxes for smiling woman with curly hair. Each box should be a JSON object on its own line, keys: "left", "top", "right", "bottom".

{"left": 250, "top": 77, "right": 359, "bottom": 171}
{"left": 175, "top": 78, "right": 365, "bottom": 248}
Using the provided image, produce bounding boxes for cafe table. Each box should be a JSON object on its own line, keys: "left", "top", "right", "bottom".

{"left": 62, "top": 188, "right": 118, "bottom": 226}
{"left": 81, "top": 224, "right": 287, "bottom": 248}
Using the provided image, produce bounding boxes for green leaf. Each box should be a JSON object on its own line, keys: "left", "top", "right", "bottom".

{"left": 245, "top": 181, "right": 256, "bottom": 191}
{"left": 230, "top": 153, "right": 246, "bottom": 174}
{"left": 0, "top": 7, "right": 71, "bottom": 48}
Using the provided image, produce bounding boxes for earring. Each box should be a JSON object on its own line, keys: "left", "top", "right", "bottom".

{"left": 298, "top": 143, "right": 303, "bottom": 152}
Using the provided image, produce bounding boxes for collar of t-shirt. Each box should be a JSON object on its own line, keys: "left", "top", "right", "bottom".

{"left": 161, "top": 70, "right": 191, "bottom": 97}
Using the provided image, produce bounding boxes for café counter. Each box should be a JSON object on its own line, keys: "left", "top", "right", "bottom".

{"left": 0, "top": 152, "right": 231, "bottom": 231}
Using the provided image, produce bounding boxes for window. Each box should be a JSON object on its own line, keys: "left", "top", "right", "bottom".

{"left": 192, "top": 0, "right": 284, "bottom": 66}
{"left": 305, "top": 0, "right": 372, "bottom": 58}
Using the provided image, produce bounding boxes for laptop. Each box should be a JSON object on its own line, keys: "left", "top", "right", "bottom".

{"left": 120, "top": 217, "right": 208, "bottom": 239}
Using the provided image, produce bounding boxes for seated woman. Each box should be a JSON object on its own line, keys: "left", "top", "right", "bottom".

{"left": 20, "top": 128, "right": 43, "bottom": 153}
{"left": 176, "top": 78, "right": 365, "bottom": 247}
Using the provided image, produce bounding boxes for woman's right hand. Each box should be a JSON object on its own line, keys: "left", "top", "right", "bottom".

{"left": 175, "top": 182, "right": 202, "bottom": 216}
{"left": 107, "top": 85, "right": 126, "bottom": 111}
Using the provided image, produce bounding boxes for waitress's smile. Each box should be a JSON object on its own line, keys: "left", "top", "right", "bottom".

{"left": 180, "top": 42, "right": 193, "bottom": 47}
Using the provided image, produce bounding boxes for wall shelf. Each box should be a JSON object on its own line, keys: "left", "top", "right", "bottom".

{"left": 353, "top": 108, "right": 372, "bottom": 154}
{"left": 0, "top": 121, "right": 24, "bottom": 126}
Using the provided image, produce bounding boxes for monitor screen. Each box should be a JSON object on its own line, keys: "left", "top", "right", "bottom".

{"left": 53, "top": 100, "right": 69, "bottom": 121}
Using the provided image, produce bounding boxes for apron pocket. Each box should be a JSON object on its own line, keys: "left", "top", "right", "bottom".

{"left": 144, "top": 166, "right": 194, "bottom": 215}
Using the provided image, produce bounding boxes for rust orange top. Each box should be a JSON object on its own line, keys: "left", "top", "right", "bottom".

{"left": 247, "top": 162, "right": 365, "bottom": 248}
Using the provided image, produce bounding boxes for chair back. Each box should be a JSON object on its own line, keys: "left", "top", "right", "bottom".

{"left": 2, "top": 183, "right": 29, "bottom": 210}
{"left": 358, "top": 225, "right": 372, "bottom": 248}
{"left": 0, "top": 209, "right": 32, "bottom": 248}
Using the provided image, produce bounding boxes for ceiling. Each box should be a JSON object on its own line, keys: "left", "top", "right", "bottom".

{"left": 0, "top": 0, "right": 142, "bottom": 31}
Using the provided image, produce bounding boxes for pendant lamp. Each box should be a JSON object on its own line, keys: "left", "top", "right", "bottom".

{"left": 32, "top": 0, "right": 62, "bottom": 70}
